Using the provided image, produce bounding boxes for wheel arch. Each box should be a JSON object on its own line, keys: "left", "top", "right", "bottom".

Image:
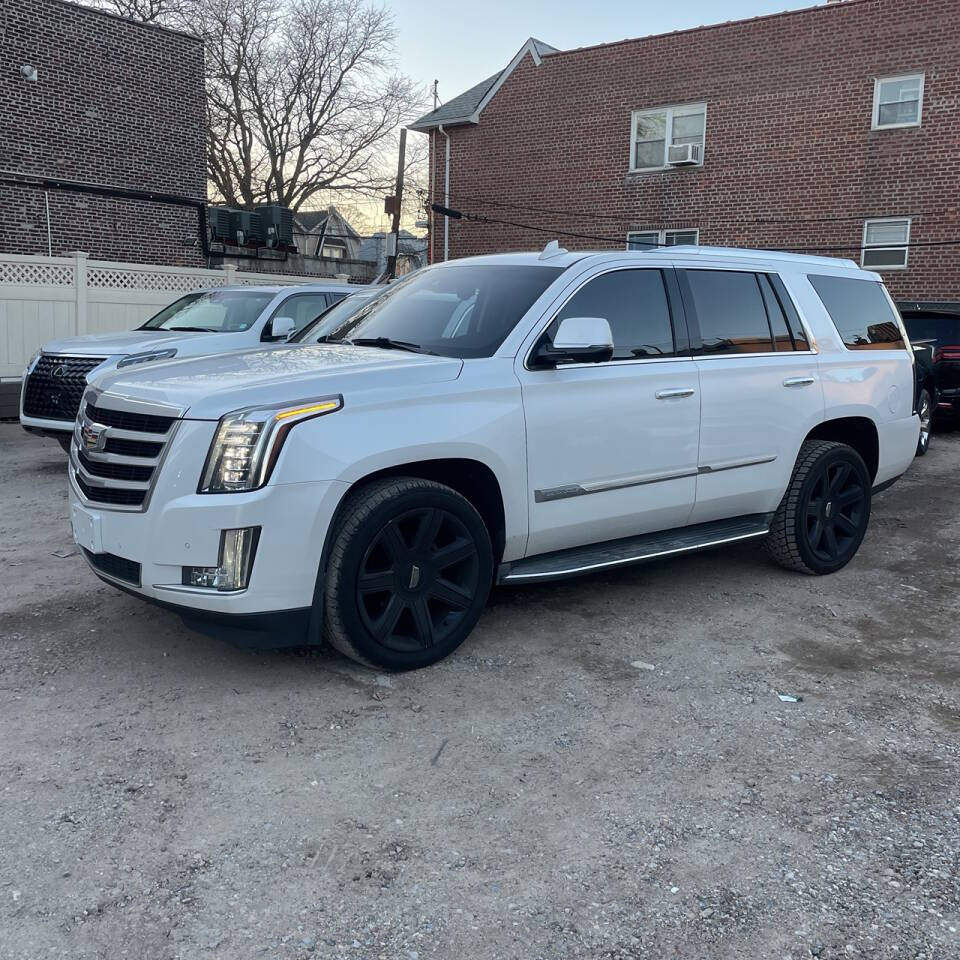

{"left": 804, "top": 416, "right": 879, "bottom": 481}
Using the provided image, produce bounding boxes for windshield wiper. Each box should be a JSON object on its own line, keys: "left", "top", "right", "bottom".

{"left": 167, "top": 326, "right": 218, "bottom": 333}
{"left": 350, "top": 336, "right": 430, "bottom": 355}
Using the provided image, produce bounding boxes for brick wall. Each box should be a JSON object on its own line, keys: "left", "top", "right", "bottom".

{"left": 426, "top": 0, "right": 960, "bottom": 301}
{"left": 0, "top": 0, "right": 205, "bottom": 266}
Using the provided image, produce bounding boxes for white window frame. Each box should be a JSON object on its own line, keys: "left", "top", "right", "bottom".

{"left": 861, "top": 217, "right": 911, "bottom": 271}
{"left": 626, "top": 228, "right": 700, "bottom": 250}
{"left": 872, "top": 73, "right": 924, "bottom": 130}
{"left": 629, "top": 103, "right": 707, "bottom": 173}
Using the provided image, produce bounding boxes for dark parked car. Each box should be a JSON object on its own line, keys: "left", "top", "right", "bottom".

{"left": 899, "top": 305, "right": 960, "bottom": 450}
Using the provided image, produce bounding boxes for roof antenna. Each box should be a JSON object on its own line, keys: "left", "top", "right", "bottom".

{"left": 539, "top": 239, "right": 568, "bottom": 260}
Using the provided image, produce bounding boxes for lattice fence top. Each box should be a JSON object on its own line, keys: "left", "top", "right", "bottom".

{"left": 0, "top": 260, "right": 74, "bottom": 286}
{"left": 87, "top": 268, "right": 227, "bottom": 292}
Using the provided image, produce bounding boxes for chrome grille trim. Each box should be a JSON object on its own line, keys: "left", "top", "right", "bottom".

{"left": 70, "top": 387, "right": 184, "bottom": 513}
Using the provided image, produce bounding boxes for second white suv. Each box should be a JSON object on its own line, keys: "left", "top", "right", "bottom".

{"left": 66, "top": 245, "right": 919, "bottom": 670}
{"left": 20, "top": 282, "right": 350, "bottom": 449}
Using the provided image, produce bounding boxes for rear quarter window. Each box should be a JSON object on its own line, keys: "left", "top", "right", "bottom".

{"left": 808, "top": 274, "right": 905, "bottom": 350}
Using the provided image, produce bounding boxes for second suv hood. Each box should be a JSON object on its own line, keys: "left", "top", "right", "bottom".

{"left": 93, "top": 343, "right": 464, "bottom": 419}
{"left": 42, "top": 330, "right": 212, "bottom": 357}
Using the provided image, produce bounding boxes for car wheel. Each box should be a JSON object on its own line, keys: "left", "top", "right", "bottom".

{"left": 323, "top": 477, "right": 493, "bottom": 671}
{"left": 56, "top": 435, "right": 72, "bottom": 454}
{"left": 764, "top": 439, "right": 871, "bottom": 575}
{"left": 915, "top": 388, "right": 932, "bottom": 456}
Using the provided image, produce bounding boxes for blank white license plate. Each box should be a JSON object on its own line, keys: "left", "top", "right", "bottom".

{"left": 70, "top": 502, "right": 103, "bottom": 554}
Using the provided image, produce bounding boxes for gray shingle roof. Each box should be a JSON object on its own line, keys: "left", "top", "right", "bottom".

{"left": 294, "top": 211, "right": 329, "bottom": 232}
{"left": 410, "top": 38, "right": 558, "bottom": 131}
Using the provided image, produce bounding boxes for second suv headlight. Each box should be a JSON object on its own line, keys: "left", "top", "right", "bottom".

{"left": 199, "top": 395, "right": 342, "bottom": 493}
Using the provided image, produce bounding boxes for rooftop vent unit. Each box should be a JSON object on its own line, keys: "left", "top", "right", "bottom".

{"left": 207, "top": 207, "right": 237, "bottom": 244}
{"left": 234, "top": 211, "right": 264, "bottom": 247}
{"left": 256, "top": 204, "right": 294, "bottom": 248}
{"left": 667, "top": 143, "right": 702, "bottom": 166}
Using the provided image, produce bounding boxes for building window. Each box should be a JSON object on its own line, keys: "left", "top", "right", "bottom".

{"left": 861, "top": 218, "right": 911, "bottom": 271}
{"left": 627, "top": 229, "right": 699, "bottom": 250}
{"left": 872, "top": 74, "right": 924, "bottom": 129}
{"left": 321, "top": 240, "right": 346, "bottom": 259}
{"left": 630, "top": 104, "right": 706, "bottom": 171}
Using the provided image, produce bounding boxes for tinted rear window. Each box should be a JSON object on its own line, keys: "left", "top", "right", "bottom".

{"left": 685, "top": 270, "right": 773, "bottom": 354}
{"left": 901, "top": 313, "right": 960, "bottom": 346}
{"left": 808, "top": 274, "right": 905, "bottom": 350}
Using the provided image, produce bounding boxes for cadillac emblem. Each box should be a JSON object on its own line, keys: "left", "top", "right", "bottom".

{"left": 81, "top": 423, "right": 107, "bottom": 452}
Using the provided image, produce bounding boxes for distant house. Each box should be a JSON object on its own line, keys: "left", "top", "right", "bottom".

{"left": 358, "top": 230, "right": 428, "bottom": 277}
{"left": 293, "top": 206, "right": 363, "bottom": 261}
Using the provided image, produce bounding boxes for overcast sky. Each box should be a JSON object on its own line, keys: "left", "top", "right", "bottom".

{"left": 391, "top": 0, "right": 822, "bottom": 107}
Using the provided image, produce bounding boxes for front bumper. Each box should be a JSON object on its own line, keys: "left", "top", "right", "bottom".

{"left": 68, "top": 419, "right": 349, "bottom": 631}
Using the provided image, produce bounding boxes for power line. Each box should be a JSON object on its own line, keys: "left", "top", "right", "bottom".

{"left": 436, "top": 188, "right": 951, "bottom": 229}
{"left": 431, "top": 203, "right": 960, "bottom": 256}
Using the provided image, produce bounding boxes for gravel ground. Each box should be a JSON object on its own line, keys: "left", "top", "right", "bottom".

{"left": 1, "top": 421, "right": 958, "bottom": 960}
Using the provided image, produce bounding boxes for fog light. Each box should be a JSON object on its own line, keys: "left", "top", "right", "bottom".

{"left": 182, "top": 527, "right": 260, "bottom": 591}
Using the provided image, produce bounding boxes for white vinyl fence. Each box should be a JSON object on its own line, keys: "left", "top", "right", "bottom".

{"left": 0, "top": 252, "right": 342, "bottom": 379}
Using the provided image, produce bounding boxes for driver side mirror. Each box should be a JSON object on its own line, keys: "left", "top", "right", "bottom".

{"left": 531, "top": 316, "right": 614, "bottom": 367}
{"left": 264, "top": 316, "right": 296, "bottom": 342}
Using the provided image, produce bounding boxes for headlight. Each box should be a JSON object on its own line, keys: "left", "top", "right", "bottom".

{"left": 199, "top": 395, "right": 343, "bottom": 493}
{"left": 117, "top": 348, "right": 178, "bottom": 369}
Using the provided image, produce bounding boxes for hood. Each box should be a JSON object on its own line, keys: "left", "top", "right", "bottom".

{"left": 43, "top": 329, "right": 213, "bottom": 357}
{"left": 94, "top": 343, "right": 464, "bottom": 420}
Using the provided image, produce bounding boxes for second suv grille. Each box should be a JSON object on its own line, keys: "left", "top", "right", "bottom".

{"left": 23, "top": 355, "right": 106, "bottom": 421}
{"left": 71, "top": 391, "right": 180, "bottom": 511}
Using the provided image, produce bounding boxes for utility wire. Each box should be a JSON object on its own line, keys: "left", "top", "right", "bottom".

{"left": 431, "top": 203, "right": 960, "bottom": 255}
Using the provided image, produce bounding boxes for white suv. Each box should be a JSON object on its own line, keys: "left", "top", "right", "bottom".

{"left": 20, "top": 283, "right": 349, "bottom": 450}
{"left": 67, "top": 246, "right": 919, "bottom": 670}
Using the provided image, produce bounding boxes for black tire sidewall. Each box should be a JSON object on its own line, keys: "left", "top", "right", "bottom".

{"left": 330, "top": 485, "right": 493, "bottom": 671}
{"left": 792, "top": 446, "right": 871, "bottom": 574}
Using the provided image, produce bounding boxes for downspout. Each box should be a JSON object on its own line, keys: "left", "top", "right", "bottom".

{"left": 438, "top": 123, "right": 451, "bottom": 261}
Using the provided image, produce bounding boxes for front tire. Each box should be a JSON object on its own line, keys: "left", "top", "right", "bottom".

{"left": 916, "top": 388, "right": 932, "bottom": 456}
{"left": 56, "top": 435, "right": 72, "bottom": 454}
{"left": 764, "top": 439, "right": 871, "bottom": 575}
{"left": 323, "top": 478, "right": 494, "bottom": 671}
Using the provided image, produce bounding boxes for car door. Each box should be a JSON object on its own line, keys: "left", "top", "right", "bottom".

{"left": 678, "top": 267, "right": 825, "bottom": 524}
{"left": 516, "top": 266, "right": 701, "bottom": 556}
{"left": 262, "top": 293, "right": 332, "bottom": 341}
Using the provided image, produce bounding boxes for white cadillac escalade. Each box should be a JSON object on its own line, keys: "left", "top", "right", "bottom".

{"left": 67, "top": 245, "right": 919, "bottom": 670}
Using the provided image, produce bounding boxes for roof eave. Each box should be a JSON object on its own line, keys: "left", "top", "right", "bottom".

{"left": 408, "top": 113, "right": 480, "bottom": 133}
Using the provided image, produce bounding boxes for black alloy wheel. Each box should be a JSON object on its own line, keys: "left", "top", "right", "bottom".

{"left": 323, "top": 477, "right": 494, "bottom": 670}
{"left": 916, "top": 388, "right": 932, "bottom": 456}
{"left": 356, "top": 506, "right": 480, "bottom": 652}
{"left": 803, "top": 459, "right": 868, "bottom": 565}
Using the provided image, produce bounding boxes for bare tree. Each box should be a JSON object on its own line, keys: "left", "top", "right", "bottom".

{"left": 88, "top": 0, "right": 424, "bottom": 211}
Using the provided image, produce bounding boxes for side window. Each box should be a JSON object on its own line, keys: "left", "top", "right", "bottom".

{"left": 274, "top": 294, "right": 331, "bottom": 334}
{"left": 549, "top": 269, "right": 676, "bottom": 360}
{"left": 769, "top": 275, "right": 810, "bottom": 351}
{"left": 808, "top": 274, "right": 906, "bottom": 350}
{"left": 685, "top": 270, "right": 773, "bottom": 355}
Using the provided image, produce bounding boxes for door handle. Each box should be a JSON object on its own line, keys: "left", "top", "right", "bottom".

{"left": 783, "top": 376, "right": 816, "bottom": 387}
{"left": 655, "top": 388, "right": 696, "bottom": 400}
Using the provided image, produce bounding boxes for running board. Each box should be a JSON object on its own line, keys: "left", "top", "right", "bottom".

{"left": 498, "top": 514, "right": 773, "bottom": 584}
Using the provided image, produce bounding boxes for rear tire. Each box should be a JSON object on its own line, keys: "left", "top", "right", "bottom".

{"left": 764, "top": 439, "right": 871, "bottom": 575}
{"left": 915, "top": 388, "right": 932, "bottom": 456}
{"left": 323, "top": 477, "right": 493, "bottom": 671}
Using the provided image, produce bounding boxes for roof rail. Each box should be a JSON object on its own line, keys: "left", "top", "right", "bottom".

{"left": 539, "top": 240, "right": 569, "bottom": 260}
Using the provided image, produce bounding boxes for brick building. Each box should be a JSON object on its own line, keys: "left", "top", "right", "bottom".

{"left": 412, "top": 0, "right": 960, "bottom": 302}
{"left": 0, "top": 0, "right": 205, "bottom": 266}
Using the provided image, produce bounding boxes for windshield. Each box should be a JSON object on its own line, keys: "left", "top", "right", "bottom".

{"left": 140, "top": 290, "right": 276, "bottom": 332}
{"left": 321, "top": 264, "right": 565, "bottom": 358}
{"left": 292, "top": 290, "right": 383, "bottom": 344}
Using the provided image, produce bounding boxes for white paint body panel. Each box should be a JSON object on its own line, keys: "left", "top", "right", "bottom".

{"left": 65, "top": 246, "right": 919, "bottom": 617}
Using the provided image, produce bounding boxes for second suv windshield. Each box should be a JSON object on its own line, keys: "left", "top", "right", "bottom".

{"left": 140, "top": 291, "right": 276, "bottom": 333}
{"left": 322, "top": 264, "right": 565, "bottom": 358}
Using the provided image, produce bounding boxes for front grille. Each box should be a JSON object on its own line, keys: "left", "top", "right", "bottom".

{"left": 72, "top": 391, "right": 180, "bottom": 511}
{"left": 23, "top": 355, "right": 106, "bottom": 421}
{"left": 82, "top": 548, "right": 141, "bottom": 586}
{"left": 77, "top": 450, "right": 154, "bottom": 483}
{"left": 85, "top": 402, "right": 175, "bottom": 434}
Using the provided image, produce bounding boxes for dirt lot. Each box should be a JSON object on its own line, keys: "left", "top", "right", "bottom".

{"left": 0, "top": 422, "right": 958, "bottom": 960}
